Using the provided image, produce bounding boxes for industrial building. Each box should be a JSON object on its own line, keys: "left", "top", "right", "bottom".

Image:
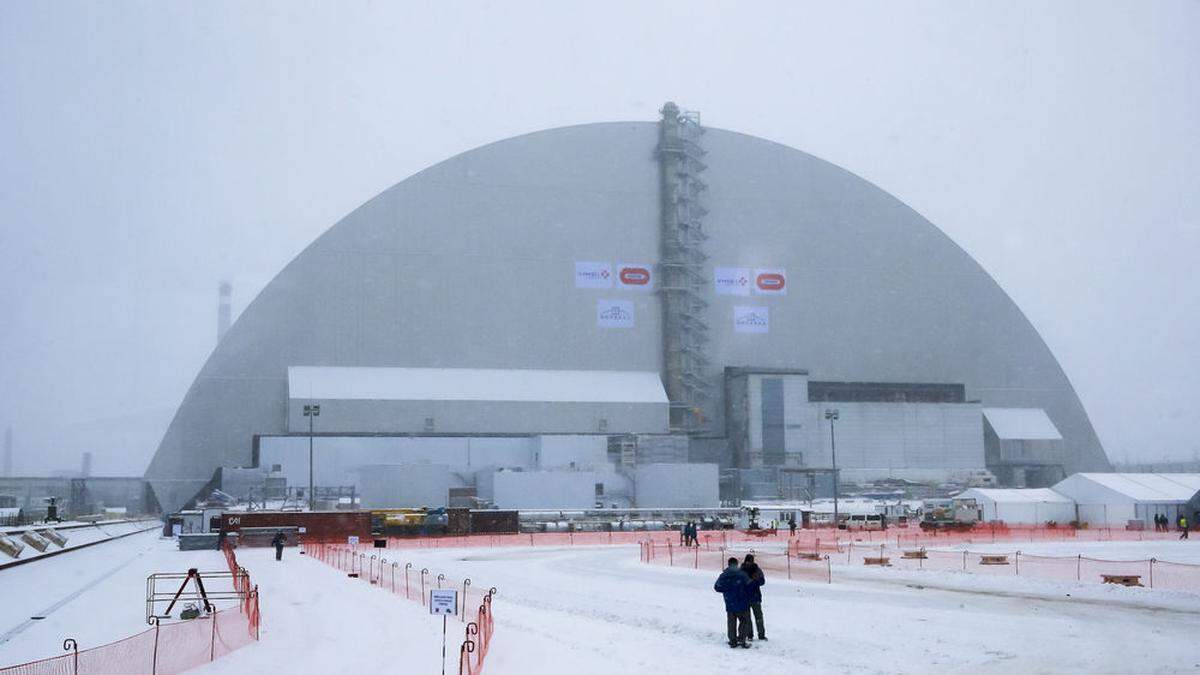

{"left": 144, "top": 104, "right": 1110, "bottom": 514}
{"left": 0, "top": 476, "right": 152, "bottom": 521}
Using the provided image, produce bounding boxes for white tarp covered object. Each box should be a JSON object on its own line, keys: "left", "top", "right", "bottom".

{"left": 959, "top": 487, "right": 1076, "bottom": 524}
{"left": 1052, "top": 473, "right": 1200, "bottom": 527}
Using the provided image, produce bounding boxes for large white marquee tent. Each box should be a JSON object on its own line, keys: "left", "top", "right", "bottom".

{"left": 1052, "top": 473, "right": 1200, "bottom": 527}
{"left": 958, "top": 487, "right": 1076, "bottom": 524}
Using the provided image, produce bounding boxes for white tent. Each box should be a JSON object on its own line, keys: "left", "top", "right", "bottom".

{"left": 958, "top": 488, "right": 1075, "bottom": 524}
{"left": 1052, "top": 473, "right": 1200, "bottom": 527}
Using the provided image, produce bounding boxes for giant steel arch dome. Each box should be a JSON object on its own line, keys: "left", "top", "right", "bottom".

{"left": 146, "top": 111, "right": 1109, "bottom": 513}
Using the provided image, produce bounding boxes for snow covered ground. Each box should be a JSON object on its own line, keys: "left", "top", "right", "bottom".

{"left": 0, "top": 530, "right": 228, "bottom": 664}
{"left": 4, "top": 535, "right": 1199, "bottom": 674}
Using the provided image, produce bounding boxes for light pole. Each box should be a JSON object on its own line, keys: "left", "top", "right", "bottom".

{"left": 824, "top": 409, "right": 840, "bottom": 529}
{"left": 304, "top": 403, "right": 320, "bottom": 511}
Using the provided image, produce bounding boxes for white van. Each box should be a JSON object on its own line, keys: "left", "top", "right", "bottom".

{"left": 841, "top": 514, "right": 883, "bottom": 531}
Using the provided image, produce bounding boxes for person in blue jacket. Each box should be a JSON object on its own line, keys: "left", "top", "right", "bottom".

{"left": 714, "top": 557, "right": 752, "bottom": 648}
{"left": 740, "top": 554, "right": 767, "bottom": 641}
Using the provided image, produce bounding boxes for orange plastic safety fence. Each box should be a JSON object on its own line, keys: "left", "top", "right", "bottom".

{"left": 638, "top": 540, "right": 833, "bottom": 584}
{"left": 2, "top": 546, "right": 261, "bottom": 675}
{"left": 0, "top": 603, "right": 261, "bottom": 675}
{"left": 303, "top": 542, "right": 498, "bottom": 675}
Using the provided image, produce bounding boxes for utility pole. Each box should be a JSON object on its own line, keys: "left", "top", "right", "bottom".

{"left": 304, "top": 404, "right": 320, "bottom": 511}
{"left": 825, "top": 409, "right": 840, "bottom": 528}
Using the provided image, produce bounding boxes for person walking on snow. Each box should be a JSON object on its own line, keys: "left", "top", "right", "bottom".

{"left": 714, "top": 557, "right": 753, "bottom": 648}
{"left": 1180, "top": 516, "right": 1189, "bottom": 540}
{"left": 271, "top": 530, "right": 287, "bottom": 560}
{"left": 740, "top": 554, "right": 767, "bottom": 641}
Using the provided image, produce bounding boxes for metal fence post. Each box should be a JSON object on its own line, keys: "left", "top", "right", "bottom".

{"left": 462, "top": 579, "right": 472, "bottom": 622}
{"left": 962, "top": 550, "right": 967, "bottom": 571}
{"left": 209, "top": 611, "right": 217, "bottom": 661}
{"left": 1077, "top": 555, "right": 1081, "bottom": 581}
{"left": 421, "top": 568, "right": 429, "bottom": 606}
{"left": 1150, "top": 558, "right": 1155, "bottom": 588}
{"left": 63, "top": 638, "right": 78, "bottom": 675}
{"left": 1015, "top": 551, "right": 1020, "bottom": 576}
{"left": 150, "top": 617, "right": 160, "bottom": 675}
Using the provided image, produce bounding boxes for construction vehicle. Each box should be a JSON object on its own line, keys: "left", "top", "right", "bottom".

{"left": 370, "top": 508, "right": 447, "bottom": 536}
{"left": 919, "top": 498, "right": 981, "bottom": 530}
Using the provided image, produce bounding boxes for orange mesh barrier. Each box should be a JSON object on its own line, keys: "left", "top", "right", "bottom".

{"left": 2, "top": 546, "right": 261, "bottom": 675}
{"left": 638, "top": 540, "right": 832, "bottom": 584}
{"left": 304, "top": 542, "right": 498, "bottom": 675}
{"left": 818, "top": 540, "right": 1200, "bottom": 591}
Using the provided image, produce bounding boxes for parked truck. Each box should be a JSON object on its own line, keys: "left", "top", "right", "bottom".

{"left": 919, "top": 498, "right": 981, "bottom": 530}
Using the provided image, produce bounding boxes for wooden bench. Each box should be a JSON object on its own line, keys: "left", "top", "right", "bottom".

{"left": 796, "top": 552, "right": 822, "bottom": 561}
{"left": 979, "top": 555, "right": 1010, "bottom": 565}
{"left": 863, "top": 556, "right": 890, "bottom": 566}
{"left": 902, "top": 550, "right": 927, "bottom": 560}
{"left": 1101, "top": 574, "right": 1143, "bottom": 587}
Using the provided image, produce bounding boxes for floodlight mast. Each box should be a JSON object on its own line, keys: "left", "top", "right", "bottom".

{"left": 825, "top": 409, "right": 840, "bottom": 528}
{"left": 304, "top": 404, "right": 321, "bottom": 511}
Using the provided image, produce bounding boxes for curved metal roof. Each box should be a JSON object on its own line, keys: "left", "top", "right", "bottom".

{"left": 145, "top": 121, "right": 1109, "bottom": 513}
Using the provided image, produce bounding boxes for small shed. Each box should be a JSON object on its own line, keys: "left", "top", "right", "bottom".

{"left": 958, "top": 488, "right": 1075, "bottom": 524}
{"left": 1052, "top": 473, "right": 1200, "bottom": 527}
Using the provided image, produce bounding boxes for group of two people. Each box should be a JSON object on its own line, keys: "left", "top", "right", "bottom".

{"left": 680, "top": 521, "right": 701, "bottom": 547}
{"left": 713, "top": 554, "right": 766, "bottom": 648}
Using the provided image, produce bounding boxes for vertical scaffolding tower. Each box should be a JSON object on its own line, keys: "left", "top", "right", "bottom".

{"left": 657, "top": 102, "right": 712, "bottom": 433}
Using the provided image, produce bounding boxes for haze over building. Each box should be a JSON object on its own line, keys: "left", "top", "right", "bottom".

{"left": 144, "top": 105, "right": 1110, "bottom": 514}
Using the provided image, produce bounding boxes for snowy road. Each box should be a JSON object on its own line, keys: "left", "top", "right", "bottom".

{"left": 193, "top": 547, "right": 446, "bottom": 674}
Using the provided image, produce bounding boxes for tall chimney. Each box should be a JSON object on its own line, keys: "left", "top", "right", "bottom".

{"left": 81, "top": 451, "right": 92, "bottom": 478}
{"left": 217, "top": 281, "right": 232, "bottom": 343}
{"left": 3, "top": 427, "right": 11, "bottom": 477}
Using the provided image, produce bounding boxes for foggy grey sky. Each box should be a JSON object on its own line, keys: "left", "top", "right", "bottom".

{"left": 1, "top": 1, "right": 1197, "bottom": 476}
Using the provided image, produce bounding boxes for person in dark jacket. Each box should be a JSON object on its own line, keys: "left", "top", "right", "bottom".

{"left": 788, "top": 518, "right": 797, "bottom": 536}
{"left": 271, "top": 530, "right": 286, "bottom": 560}
{"left": 714, "top": 557, "right": 752, "bottom": 648}
{"left": 740, "top": 554, "right": 767, "bottom": 641}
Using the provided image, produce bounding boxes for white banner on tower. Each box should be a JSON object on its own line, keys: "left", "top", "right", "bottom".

{"left": 575, "top": 261, "right": 613, "bottom": 289}
{"left": 714, "top": 267, "right": 751, "bottom": 295}
{"left": 733, "top": 306, "right": 770, "bottom": 334}
{"left": 597, "top": 299, "right": 635, "bottom": 328}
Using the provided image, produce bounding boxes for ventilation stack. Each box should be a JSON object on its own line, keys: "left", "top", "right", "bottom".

{"left": 217, "top": 281, "right": 232, "bottom": 343}
{"left": 657, "top": 102, "right": 712, "bottom": 433}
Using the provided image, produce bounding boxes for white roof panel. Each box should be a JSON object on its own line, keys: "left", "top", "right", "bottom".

{"left": 1069, "top": 473, "right": 1200, "bottom": 502}
{"left": 960, "top": 488, "right": 1073, "bottom": 504}
{"left": 982, "top": 408, "right": 1062, "bottom": 441}
{"left": 288, "top": 366, "right": 669, "bottom": 404}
